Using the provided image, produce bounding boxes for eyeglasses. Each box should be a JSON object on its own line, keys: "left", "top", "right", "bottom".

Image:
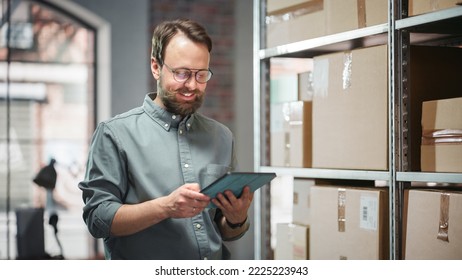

{"left": 162, "top": 63, "right": 213, "bottom": 84}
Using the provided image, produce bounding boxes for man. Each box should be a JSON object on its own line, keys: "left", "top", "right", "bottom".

{"left": 79, "top": 19, "right": 253, "bottom": 260}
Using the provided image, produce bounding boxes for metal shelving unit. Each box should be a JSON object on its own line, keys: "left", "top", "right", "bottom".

{"left": 253, "top": 0, "right": 462, "bottom": 260}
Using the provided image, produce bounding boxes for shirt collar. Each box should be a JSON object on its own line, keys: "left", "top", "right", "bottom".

{"left": 143, "top": 93, "right": 195, "bottom": 131}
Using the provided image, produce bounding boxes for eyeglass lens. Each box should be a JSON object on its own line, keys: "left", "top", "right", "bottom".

{"left": 163, "top": 63, "right": 212, "bottom": 83}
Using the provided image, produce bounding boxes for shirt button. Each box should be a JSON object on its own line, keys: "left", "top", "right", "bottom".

{"left": 164, "top": 123, "right": 169, "bottom": 128}
{"left": 172, "top": 115, "right": 177, "bottom": 119}
{"left": 196, "top": 223, "right": 201, "bottom": 229}
{"left": 179, "top": 129, "right": 183, "bottom": 135}
{"left": 184, "top": 163, "right": 189, "bottom": 168}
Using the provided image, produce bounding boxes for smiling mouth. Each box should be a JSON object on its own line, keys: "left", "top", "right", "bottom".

{"left": 177, "top": 90, "right": 197, "bottom": 98}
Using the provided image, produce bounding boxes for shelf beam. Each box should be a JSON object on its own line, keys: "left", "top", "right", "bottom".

{"left": 259, "top": 24, "right": 388, "bottom": 59}
{"left": 396, "top": 6, "right": 462, "bottom": 30}
{"left": 397, "top": 172, "right": 462, "bottom": 184}
{"left": 259, "top": 166, "right": 390, "bottom": 181}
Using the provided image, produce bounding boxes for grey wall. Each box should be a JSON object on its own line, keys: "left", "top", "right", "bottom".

{"left": 72, "top": 0, "right": 151, "bottom": 116}
{"left": 226, "top": 0, "right": 255, "bottom": 259}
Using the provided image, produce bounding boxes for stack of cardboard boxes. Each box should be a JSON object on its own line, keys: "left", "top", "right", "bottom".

{"left": 274, "top": 180, "right": 390, "bottom": 260}
{"left": 274, "top": 179, "right": 312, "bottom": 260}
{"left": 404, "top": 96, "right": 462, "bottom": 259}
{"left": 268, "top": 0, "right": 462, "bottom": 259}
{"left": 421, "top": 97, "right": 462, "bottom": 173}
{"left": 272, "top": 44, "right": 462, "bottom": 172}
{"left": 266, "top": 0, "right": 461, "bottom": 48}
{"left": 266, "top": 0, "right": 388, "bottom": 48}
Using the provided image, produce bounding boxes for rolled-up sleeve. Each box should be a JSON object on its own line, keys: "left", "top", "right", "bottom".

{"left": 79, "top": 122, "right": 127, "bottom": 238}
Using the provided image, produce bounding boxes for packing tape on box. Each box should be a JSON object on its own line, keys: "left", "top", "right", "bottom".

{"left": 282, "top": 102, "right": 305, "bottom": 167}
{"left": 283, "top": 103, "right": 291, "bottom": 166}
{"left": 338, "top": 188, "right": 346, "bottom": 232}
{"left": 437, "top": 192, "right": 450, "bottom": 242}
{"left": 342, "top": 52, "right": 353, "bottom": 90}
{"left": 266, "top": 0, "right": 323, "bottom": 24}
{"left": 313, "top": 58, "right": 329, "bottom": 97}
{"left": 293, "top": 191, "right": 299, "bottom": 205}
{"left": 421, "top": 129, "right": 462, "bottom": 145}
{"left": 284, "top": 131, "right": 290, "bottom": 166}
{"left": 357, "top": 0, "right": 366, "bottom": 28}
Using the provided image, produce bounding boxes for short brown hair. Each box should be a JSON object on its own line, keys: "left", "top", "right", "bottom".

{"left": 151, "top": 19, "right": 212, "bottom": 65}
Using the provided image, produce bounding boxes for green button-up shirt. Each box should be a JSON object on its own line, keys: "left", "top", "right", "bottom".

{"left": 79, "top": 93, "right": 239, "bottom": 259}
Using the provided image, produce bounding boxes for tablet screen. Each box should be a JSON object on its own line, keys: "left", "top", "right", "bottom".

{"left": 201, "top": 172, "right": 277, "bottom": 208}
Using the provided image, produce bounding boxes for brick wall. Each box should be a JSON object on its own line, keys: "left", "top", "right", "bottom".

{"left": 149, "top": 0, "right": 235, "bottom": 131}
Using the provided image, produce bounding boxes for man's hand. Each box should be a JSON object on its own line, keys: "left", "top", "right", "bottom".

{"left": 212, "top": 186, "right": 254, "bottom": 224}
{"left": 111, "top": 183, "right": 210, "bottom": 236}
{"left": 162, "top": 183, "right": 210, "bottom": 218}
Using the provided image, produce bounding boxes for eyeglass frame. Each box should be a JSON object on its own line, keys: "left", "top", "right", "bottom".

{"left": 161, "top": 62, "right": 213, "bottom": 84}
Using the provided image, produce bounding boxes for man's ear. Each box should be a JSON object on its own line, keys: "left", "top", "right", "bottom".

{"left": 151, "top": 58, "right": 161, "bottom": 80}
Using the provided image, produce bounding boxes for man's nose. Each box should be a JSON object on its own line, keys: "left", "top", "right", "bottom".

{"left": 184, "top": 74, "right": 198, "bottom": 89}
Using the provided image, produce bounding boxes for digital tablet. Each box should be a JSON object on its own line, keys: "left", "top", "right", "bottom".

{"left": 201, "top": 172, "right": 277, "bottom": 208}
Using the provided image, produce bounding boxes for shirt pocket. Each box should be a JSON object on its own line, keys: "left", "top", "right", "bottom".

{"left": 201, "top": 164, "right": 231, "bottom": 190}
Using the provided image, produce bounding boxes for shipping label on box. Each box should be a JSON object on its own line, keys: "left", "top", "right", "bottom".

{"left": 359, "top": 195, "right": 379, "bottom": 231}
{"left": 404, "top": 189, "right": 462, "bottom": 259}
{"left": 310, "top": 185, "right": 389, "bottom": 260}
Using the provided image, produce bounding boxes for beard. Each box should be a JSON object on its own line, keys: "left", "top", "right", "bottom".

{"left": 157, "top": 79, "right": 205, "bottom": 116}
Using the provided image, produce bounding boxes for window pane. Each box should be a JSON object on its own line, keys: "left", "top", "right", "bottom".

{"left": 0, "top": 1, "right": 96, "bottom": 259}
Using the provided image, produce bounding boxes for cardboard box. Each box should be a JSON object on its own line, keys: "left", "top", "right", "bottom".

{"left": 312, "top": 44, "right": 388, "bottom": 170}
{"left": 325, "top": 0, "right": 388, "bottom": 34}
{"left": 270, "top": 175, "right": 294, "bottom": 250}
{"left": 266, "top": 0, "right": 325, "bottom": 48}
{"left": 270, "top": 103, "right": 287, "bottom": 167}
{"left": 404, "top": 189, "right": 462, "bottom": 259}
{"left": 274, "top": 223, "right": 310, "bottom": 260}
{"left": 292, "top": 179, "right": 314, "bottom": 226}
{"left": 408, "top": 46, "right": 462, "bottom": 171}
{"left": 409, "top": 0, "right": 461, "bottom": 16}
{"left": 422, "top": 97, "right": 462, "bottom": 130}
{"left": 298, "top": 71, "right": 314, "bottom": 101}
{"left": 274, "top": 223, "right": 293, "bottom": 260}
{"left": 421, "top": 145, "right": 462, "bottom": 172}
{"left": 267, "top": 0, "right": 310, "bottom": 13}
{"left": 310, "top": 185, "right": 389, "bottom": 259}
{"left": 312, "top": 45, "right": 462, "bottom": 171}
{"left": 270, "top": 101, "right": 312, "bottom": 167}
{"left": 270, "top": 74, "right": 299, "bottom": 104}
{"left": 421, "top": 97, "right": 462, "bottom": 172}
{"left": 266, "top": 0, "right": 388, "bottom": 48}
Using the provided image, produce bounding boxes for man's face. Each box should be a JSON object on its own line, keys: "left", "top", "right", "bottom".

{"left": 151, "top": 33, "right": 210, "bottom": 116}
